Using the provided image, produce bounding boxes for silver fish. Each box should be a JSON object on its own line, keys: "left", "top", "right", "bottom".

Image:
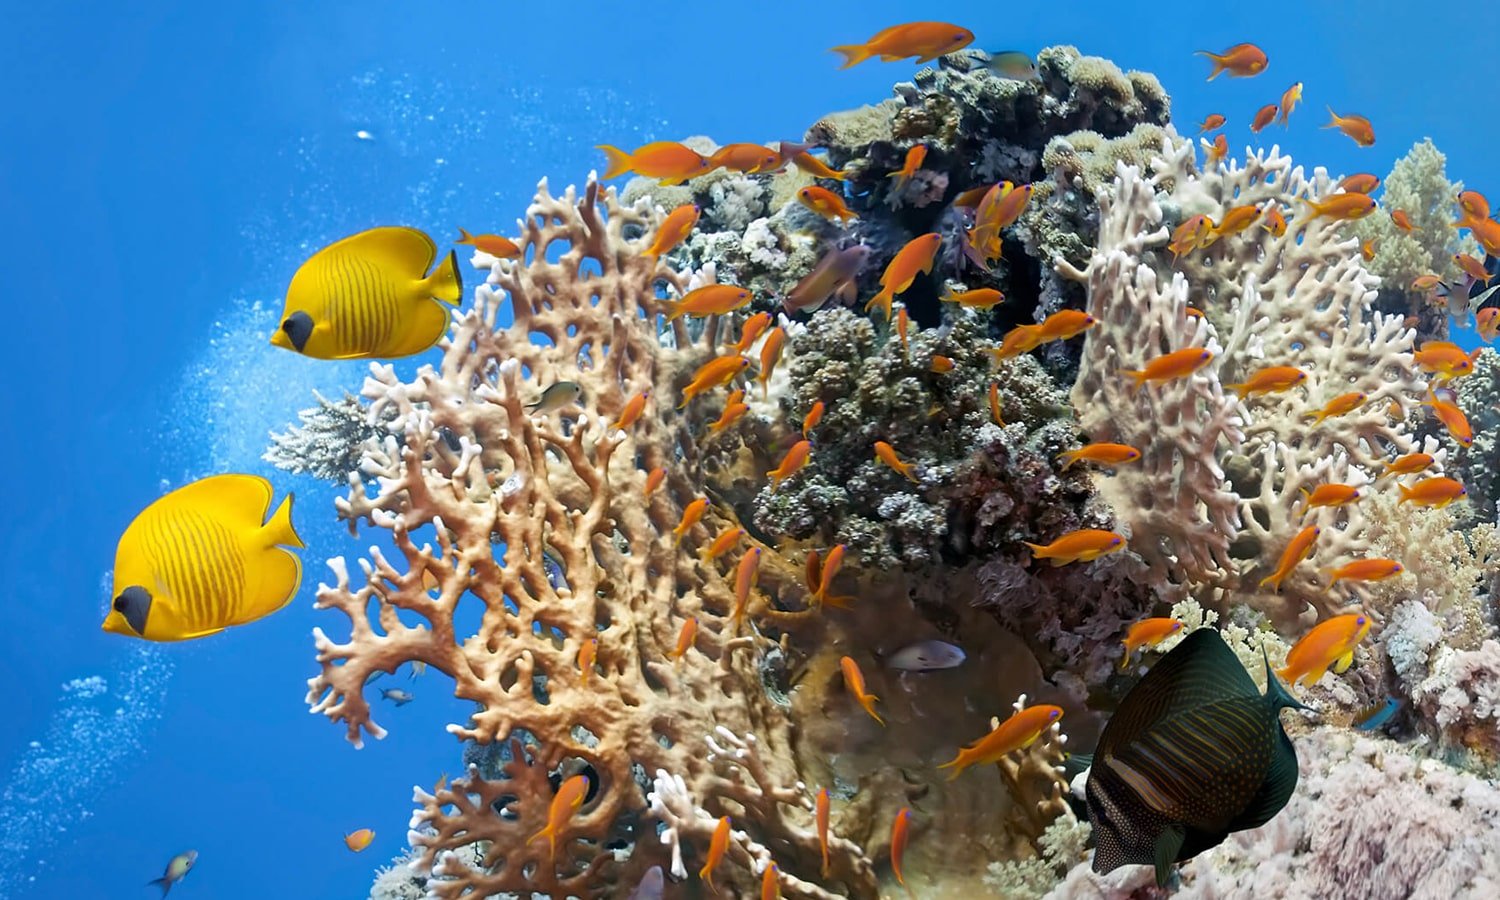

{"left": 149, "top": 850, "right": 197, "bottom": 896}
{"left": 527, "top": 381, "right": 583, "bottom": 413}
{"left": 885, "top": 639, "right": 966, "bottom": 671}
{"left": 380, "top": 688, "right": 414, "bottom": 706}
{"left": 985, "top": 50, "right": 1040, "bottom": 81}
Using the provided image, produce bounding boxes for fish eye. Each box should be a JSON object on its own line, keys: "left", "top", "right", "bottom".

{"left": 112, "top": 596, "right": 128, "bottom": 612}
{"left": 1357, "top": 616, "right": 1367, "bottom": 625}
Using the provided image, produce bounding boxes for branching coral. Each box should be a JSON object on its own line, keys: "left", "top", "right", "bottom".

{"left": 264, "top": 391, "right": 397, "bottom": 482}
{"left": 1454, "top": 347, "right": 1500, "bottom": 517}
{"left": 304, "top": 177, "right": 877, "bottom": 896}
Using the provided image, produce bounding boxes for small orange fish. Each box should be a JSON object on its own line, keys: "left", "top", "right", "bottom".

{"left": 709, "top": 142, "right": 779, "bottom": 173}
{"left": 1023, "top": 529, "right": 1125, "bottom": 566}
{"left": 679, "top": 356, "right": 750, "bottom": 408}
{"left": 1209, "top": 204, "right": 1261, "bottom": 241}
{"left": 1300, "top": 193, "right": 1377, "bottom": 221}
{"left": 1305, "top": 391, "right": 1366, "bottom": 424}
{"left": 798, "top": 185, "right": 858, "bottom": 222}
{"left": 1259, "top": 524, "right": 1320, "bottom": 591}
{"left": 865, "top": 233, "right": 943, "bottom": 320}
{"left": 733, "top": 548, "right": 762, "bottom": 629}
{"left": 642, "top": 204, "right": 700, "bottom": 259}
{"left": 840, "top": 655, "right": 883, "bottom": 725}
{"left": 757, "top": 327, "right": 786, "bottom": 397}
{"left": 1376, "top": 452, "right": 1434, "bottom": 480}
{"left": 1391, "top": 209, "right": 1418, "bottom": 232}
{"left": 815, "top": 543, "right": 846, "bottom": 607}
{"left": 943, "top": 287, "right": 1005, "bottom": 309}
{"left": 578, "top": 638, "right": 598, "bottom": 686}
{"left": 1185, "top": 306, "right": 1204, "bottom": 319}
{"left": 1226, "top": 365, "right": 1307, "bottom": 397}
{"left": 930, "top": 354, "right": 955, "bottom": 373}
{"left": 790, "top": 151, "right": 846, "bottom": 180}
{"left": 1361, "top": 239, "right": 1376, "bottom": 261}
{"left": 982, "top": 182, "right": 1033, "bottom": 230}
{"left": 1206, "top": 133, "right": 1229, "bottom": 168}
{"left": 1398, "top": 476, "right": 1467, "bottom": 508}
{"left": 1300, "top": 483, "right": 1361, "bottom": 512}
{"left": 816, "top": 788, "right": 832, "bottom": 876}
{"left": 1250, "top": 103, "right": 1278, "bottom": 133}
{"left": 1197, "top": 43, "right": 1268, "bottom": 79}
{"left": 1459, "top": 189, "right": 1491, "bottom": 223}
{"left": 344, "top": 828, "right": 376, "bottom": 852}
{"left": 1478, "top": 307, "right": 1500, "bottom": 341}
{"left": 703, "top": 527, "right": 745, "bottom": 562}
{"left": 700, "top": 815, "right": 732, "bottom": 893}
{"left": 767, "top": 439, "right": 813, "bottom": 489}
{"left": 874, "top": 441, "right": 919, "bottom": 483}
{"left": 530, "top": 773, "right": 589, "bottom": 859}
{"left": 663, "top": 284, "right": 752, "bottom": 321}
{"left": 802, "top": 400, "right": 825, "bottom": 437}
{"left": 1277, "top": 82, "right": 1303, "bottom": 125}
{"left": 1468, "top": 216, "right": 1500, "bottom": 257}
{"left": 1036, "top": 309, "right": 1097, "bottom": 342}
{"left": 644, "top": 466, "right": 666, "bottom": 496}
{"left": 731, "top": 312, "right": 773, "bottom": 356}
{"left": 598, "top": 141, "right": 712, "bottom": 185}
{"left": 1262, "top": 205, "right": 1288, "bottom": 237}
{"left": 890, "top": 808, "right": 912, "bottom": 887}
{"left": 1339, "top": 173, "right": 1381, "bottom": 194}
{"left": 1325, "top": 108, "right": 1375, "bottom": 147}
{"left": 668, "top": 617, "right": 697, "bottom": 662}
{"left": 1455, "top": 253, "right": 1493, "bottom": 283}
{"left": 1119, "top": 618, "right": 1183, "bottom": 671}
{"left": 1328, "top": 558, "right": 1404, "bottom": 587}
{"left": 1121, "top": 347, "right": 1214, "bottom": 389}
{"left": 610, "top": 390, "right": 650, "bottom": 431}
{"left": 988, "top": 382, "right": 1004, "bottom": 426}
{"left": 1411, "top": 274, "right": 1443, "bottom": 293}
{"left": 1059, "top": 442, "right": 1141, "bottom": 470}
{"left": 888, "top": 144, "right": 928, "bottom": 194}
{"left": 940, "top": 705, "right": 1064, "bottom": 778}
{"left": 1279, "top": 613, "right": 1372, "bottom": 688}
{"left": 1169, "top": 214, "right": 1215, "bottom": 258}
{"left": 760, "top": 862, "right": 781, "bottom": 900}
{"left": 991, "top": 323, "right": 1045, "bottom": 360}
{"left": 896, "top": 306, "right": 910, "bottom": 354}
{"left": 1198, "top": 113, "right": 1227, "bottom": 133}
{"left": 673, "top": 497, "right": 708, "bottom": 546}
{"left": 456, "top": 227, "right": 520, "bottom": 259}
{"left": 707, "top": 392, "right": 750, "bottom": 436}
{"left": 832, "top": 22, "right": 975, "bottom": 68}
{"left": 1414, "top": 341, "right": 1475, "bottom": 380}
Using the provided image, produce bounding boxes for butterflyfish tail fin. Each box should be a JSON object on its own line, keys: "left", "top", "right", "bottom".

{"left": 426, "top": 249, "right": 462, "bottom": 305}
{"left": 265, "top": 492, "right": 305, "bottom": 549}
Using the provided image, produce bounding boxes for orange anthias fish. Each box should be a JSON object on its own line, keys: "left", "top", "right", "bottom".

{"left": 456, "top": 227, "right": 520, "bottom": 259}
{"left": 672, "top": 497, "right": 708, "bottom": 546}
{"left": 890, "top": 808, "right": 912, "bottom": 887}
{"left": 1250, "top": 103, "right": 1278, "bottom": 133}
{"left": 1459, "top": 189, "right": 1491, "bottom": 223}
{"left": 1198, "top": 113, "right": 1226, "bottom": 133}
{"left": 1328, "top": 558, "right": 1404, "bottom": 587}
{"left": 731, "top": 311, "right": 773, "bottom": 355}
{"left": 1424, "top": 392, "right": 1473, "bottom": 446}
{"left": 1197, "top": 43, "right": 1268, "bottom": 79}
{"left": 707, "top": 394, "right": 750, "bottom": 435}
{"left": 988, "top": 382, "right": 1005, "bottom": 425}
{"left": 1398, "top": 476, "right": 1467, "bottom": 508}
{"left": 344, "top": 828, "right": 376, "bottom": 852}
{"left": 1305, "top": 391, "right": 1367, "bottom": 424}
{"left": 643, "top": 466, "right": 666, "bottom": 496}
{"left": 1467, "top": 216, "right": 1500, "bottom": 257}
{"left": 1263, "top": 205, "right": 1288, "bottom": 237}
{"left": 1300, "top": 193, "right": 1377, "bottom": 221}
{"left": 530, "top": 773, "right": 589, "bottom": 859}
{"left": 816, "top": 788, "right": 832, "bottom": 876}
{"left": 1391, "top": 209, "right": 1418, "bottom": 232}
{"left": 663, "top": 284, "right": 752, "bottom": 321}
{"left": 578, "top": 638, "right": 598, "bottom": 686}
{"left": 1121, "top": 347, "right": 1214, "bottom": 389}
{"left": 1119, "top": 618, "right": 1183, "bottom": 671}
{"left": 1325, "top": 108, "right": 1376, "bottom": 147}
{"left": 1277, "top": 82, "right": 1303, "bottom": 125}
{"left": 1361, "top": 239, "right": 1377, "bottom": 261}
{"left": 791, "top": 151, "right": 847, "bottom": 180}
{"left": 703, "top": 527, "right": 745, "bottom": 562}
{"left": 1206, "top": 133, "right": 1229, "bottom": 168}
{"left": 874, "top": 441, "right": 919, "bottom": 483}
{"left": 896, "top": 307, "right": 910, "bottom": 353}
{"left": 1023, "top": 529, "right": 1125, "bottom": 566}
{"left": 866, "top": 233, "right": 943, "bottom": 320}
{"left": 709, "top": 142, "right": 779, "bottom": 173}
{"left": 610, "top": 390, "right": 650, "bottom": 431}
{"left": 1411, "top": 274, "right": 1443, "bottom": 293}
{"left": 668, "top": 617, "right": 698, "bottom": 662}
{"left": 1479, "top": 307, "right": 1500, "bottom": 342}
{"left": 888, "top": 144, "right": 928, "bottom": 194}
{"left": 1259, "top": 524, "right": 1320, "bottom": 591}
{"left": 814, "top": 543, "right": 847, "bottom": 607}
{"left": 1455, "top": 253, "right": 1493, "bottom": 284}
{"left": 679, "top": 356, "right": 750, "bottom": 408}
{"left": 1169, "top": 214, "right": 1214, "bottom": 259}
{"left": 1279, "top": 613, "right": 1372, "bottom": 688}
{"left": 768, "top": 439, "right": 813, "bottom": 490}
{"left": 700, "top": 815, "right": 732, "bottom": 893}
{"left": 1207, "top": 204, "right": 1261, "bottom": 242}
{"left": 943, "top": 287, "right": 1005, "bottom": 309}
{"left": 757, "top": 327, "right": 787, "bottom": 398}
{"left": 1300, "top": 483, "right": 1361, "bottom": 512}
{"left": 840, "top": 655, "right": 884, "bottom": 725}
{"left": 939, "top": 705, "right": 1064, "bottom": 778}
{"left": 831, "top": 21, "right": 975, "bottom": 68}
{"left": 797, "top": 185, "right": 858, "bottom": 222}
{"left": 930, "top": 355, "right": 955, "bottom": 373}
{"left": 598, "top": 141, "right": 711, "bottom": 185}
{"left": 991, "top": 323, "right": 1045, "bottom": 360}
{"left": 1059, "top": 442, "right": 1141, "bottom": 470}
{"left": 802, "top": 400, "right": 825, "bottom": 437}
{"left": 642, "top": 204, "right": 700, "bottom": 259}
{"left": 761, "top": 862, "right": 781, "bottom": 900}
{"left": 1226, "top": 365, "right": 1307, "bottom": 397}
{"left": 1036, "top": 309, "right": 1097, "bottom": 341}
{"left": 1414, "top": 341, "right": 1476, "bottom": 380}
{"left": 1376, "top": 452, "right": 1434, "bottom": 480}
{"left": 733, "top": 547, "right": 762, "bottom": 629}
{"left": 1339, "top": 173, "right": 1380, "bottom": 194}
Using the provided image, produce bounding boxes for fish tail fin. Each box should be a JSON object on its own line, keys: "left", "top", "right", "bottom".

{"left": 822, "top": 593, "right": 855, "bottom": 609}
{"left": 660, "top": 297, "right": 685, "bottom": 322}
{"left": 1021, "top": 541, "right": 1047, "bottom": 558}
{"left": 596, "top": 144, "right": 633, "bottom": 180}
{"left": 1257, "top": 572, "right": 1280, "bottom": 592}
{"left": 147, "top": 878, "right": 171, "bottom": 897}
{"left": 1195, "top": 50, "right": 1225, "bottom": 80}
{"left": 456, "top": 227, "right": 473, "bottom": 244}
{"left": 863, "top": 288, "right": 893, "bottom": 320}
{"left": 265, "top": 492, "right": 305, "bottom": 549}
{"left": 1118, "top": 646, "right": 1132, "bottom": 672}
{"left": 1121, "top": 369, "right": 1147, "bottom": 392}
{"left": 1058, "top": 450, "right": 1078, "bottom": 471}
{"left": 938, "top": 758, "right": 964, "bottom": 780}
{"left": 1398, "top": 482, "right": 1414, "bottom": 503}
{"left": 426, "top": 249, "right": 463, "bottom": 305}
{"left": 830, "top": 43, "right": 873, "bottom": 68}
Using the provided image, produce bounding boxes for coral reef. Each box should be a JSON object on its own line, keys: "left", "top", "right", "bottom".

{"left": 264, "top": 391, "right": 398, "bottom": 482}
{"left": 1454, "top": 347, "right": 1500, "bottom": 517}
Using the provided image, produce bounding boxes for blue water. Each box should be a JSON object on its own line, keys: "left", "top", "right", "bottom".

{"left": 2, "top": 1, "right": 1496, "bottom": 896}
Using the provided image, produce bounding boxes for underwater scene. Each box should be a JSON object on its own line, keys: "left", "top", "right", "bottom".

{"left": 9, "top": 1, "right": 1500, "bottom": 897}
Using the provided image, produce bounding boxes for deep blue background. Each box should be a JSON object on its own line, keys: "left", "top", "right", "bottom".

{"left": 2, "top": 1, "right": 1494, "bottom": 896}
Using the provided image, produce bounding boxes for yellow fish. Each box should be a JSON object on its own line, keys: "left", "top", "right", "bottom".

{"left": 271, "top": 226, "right": 462, "bottom": 359}
{"left": 104, "top": 475, "right": 304, "bottom": 641}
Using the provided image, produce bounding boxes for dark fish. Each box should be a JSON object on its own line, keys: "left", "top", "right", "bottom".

{"left": 1085, "top": 629, "right": 1306, "bottom": 886}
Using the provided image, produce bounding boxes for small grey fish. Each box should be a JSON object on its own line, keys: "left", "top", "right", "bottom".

{"left": 885, "top": 639, "right": 967, "bottom": 671}
{"left": 527, "top": 381, "right": 583, "bottom": 413}
{"left": 380, "top": 688, "right": 414, "bottom": 706}
{"left": 985, "top": 50, "right": 1040, "bottom": 81}
{"left": 626, "top": 865, "right": 665, "bottom": 900}
{"left": 149, "top": 850, "right": 197, "bottom": 897}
